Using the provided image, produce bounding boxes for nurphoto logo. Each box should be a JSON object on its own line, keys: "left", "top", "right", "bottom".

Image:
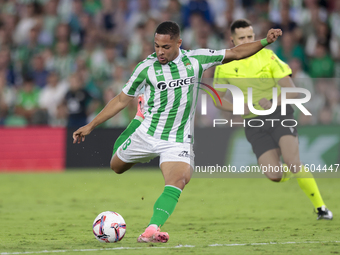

{"left": 199, "top": 83, "right": 312, "bottom": 128}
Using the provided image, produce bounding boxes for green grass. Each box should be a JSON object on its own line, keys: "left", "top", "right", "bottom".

{"left": 0, "top": 169, "right": 339, "bottom": 255}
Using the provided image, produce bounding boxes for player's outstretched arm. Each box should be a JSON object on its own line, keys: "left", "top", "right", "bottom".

{"left": 73, "top": 92, "right": 134, "bottom": 144}
{"left": 222, "top": 29, "right": 282, "bottom": 64}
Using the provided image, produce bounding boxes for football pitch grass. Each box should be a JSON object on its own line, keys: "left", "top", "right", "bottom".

{"left": 0, "top": 169, "right": 339, "bottom": 255}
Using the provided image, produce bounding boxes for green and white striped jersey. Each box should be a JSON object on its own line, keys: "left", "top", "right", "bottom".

{"left": 122, "top": 48, "right": 225, "bottom": 143}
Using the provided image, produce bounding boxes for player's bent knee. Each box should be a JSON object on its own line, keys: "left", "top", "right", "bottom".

{"left": 112, "top": 168, "right": 124, "bottom": 174}
{"left": 263, "top": 171, "right": 282, "bottom": 182}
{"left": 110, "top": 156, "right": 128, "bottom": 174}
{"left": 262, "top": 166, "right": 282, "bottom": 181}
{"left": 268, "top": 177, "right": 282, "bottom": 182}
{"left": 111, "top": 161, "right": 134, "bottom": 174}
{"left": 110, "top": 162, "right": 123, "bottom": 174}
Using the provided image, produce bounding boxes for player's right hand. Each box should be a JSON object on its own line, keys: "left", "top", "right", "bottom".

{"left": 73, "top": 124, "right": 93, "bottom": 144}
{"left": 259, "top": 98, "right": 272, "bottom": 110}
{"left": 266, "top": 29, "right": 282, "bottom": 44}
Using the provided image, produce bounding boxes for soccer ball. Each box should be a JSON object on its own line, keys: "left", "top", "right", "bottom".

{"left": 92, "top": 211, "right": 126, "bottom": 243}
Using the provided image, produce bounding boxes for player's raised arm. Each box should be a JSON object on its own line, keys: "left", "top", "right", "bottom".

{"left": 72, "top": 92, "right": 134, "bottom": 144}
{"left": 222, "top": 28, "right": 282, "bottom": 64}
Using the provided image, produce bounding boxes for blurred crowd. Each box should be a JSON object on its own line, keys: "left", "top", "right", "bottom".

{"left": 0, "top": 0, "right": 339, "bottom": 127}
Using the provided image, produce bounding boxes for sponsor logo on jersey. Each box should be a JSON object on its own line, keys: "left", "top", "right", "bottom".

{"left": 157, "top": 77, "right": 195, "bottom": 91}
{"left": 156, "top": 70, "right": 163, "bottom": 76}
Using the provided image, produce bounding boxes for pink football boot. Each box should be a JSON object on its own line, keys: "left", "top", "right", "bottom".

{"left": 137, "top": 225, "right": 169, "bottom": 243}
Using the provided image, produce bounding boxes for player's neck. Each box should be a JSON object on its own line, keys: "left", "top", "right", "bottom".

{"left": 169, "top": 49, "right": 180, "bottom": 63}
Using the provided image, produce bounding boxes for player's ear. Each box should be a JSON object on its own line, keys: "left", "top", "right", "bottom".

{"left": 177, "top": 38, "right": 182, "bottom": 48}
{"left": 230, "top": 36, "right": 235, "bottom": 46}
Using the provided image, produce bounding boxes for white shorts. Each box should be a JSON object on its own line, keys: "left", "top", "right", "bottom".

{"left": 116, "top": 127, "right": 194, "bottom": 168}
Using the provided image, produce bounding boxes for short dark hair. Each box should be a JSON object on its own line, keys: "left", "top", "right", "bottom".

{"left": 230, "top": 19, "right": 252, "bottom": 34}
{"left": 155, "top": 21, "right": 180, "bottom": 39}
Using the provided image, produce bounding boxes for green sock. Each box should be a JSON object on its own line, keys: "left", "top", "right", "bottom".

{"left": 149, "top": 185, "right": 182, "bottom": 227}
{"left": 280, "top": 164, "right": 325, "bottom": 209}
{"left": 112, "top": 117, "right": 143, "bottom": 155}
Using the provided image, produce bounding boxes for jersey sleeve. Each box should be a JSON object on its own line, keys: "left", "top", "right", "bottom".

{"left": 213, "top": 65, "right": 229, "bottom": 92}
{"left": 122, "top": 62, "right": 148, "bottom": 97}
{"left": 269, "top": 51, "right": 292, "bottom": 79}
{"left": 188, "top": 49, "right": 226, "bottom": 71}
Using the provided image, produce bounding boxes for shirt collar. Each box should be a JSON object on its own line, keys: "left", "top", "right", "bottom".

{"left": 170, "top": 50, "right": 182, "bottom": 64}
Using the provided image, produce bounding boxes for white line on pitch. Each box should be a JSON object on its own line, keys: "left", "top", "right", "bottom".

{"left": 1, "top": 241, "right": 339, "bottom": 254}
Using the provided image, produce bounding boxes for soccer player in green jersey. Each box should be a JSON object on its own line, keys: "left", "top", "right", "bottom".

{"left": 213, "top": 19, "right": 332, "bottom": 220}
{"left": 73, "top": 21, "right": 282, "bottom": 243}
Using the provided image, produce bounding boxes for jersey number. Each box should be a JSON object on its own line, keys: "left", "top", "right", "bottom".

{"left": 122, "top": 138, "right": 131, "bottom": 150}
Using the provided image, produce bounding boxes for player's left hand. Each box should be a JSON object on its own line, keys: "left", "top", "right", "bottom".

{"left": 259, "top": 98, "right": 272, "bottom": 110}
{"left": 266, "top": 29, "right": 282, "bottom": 44}
{"left": 73, "top": 124, "right": 94, "bottom": 144}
